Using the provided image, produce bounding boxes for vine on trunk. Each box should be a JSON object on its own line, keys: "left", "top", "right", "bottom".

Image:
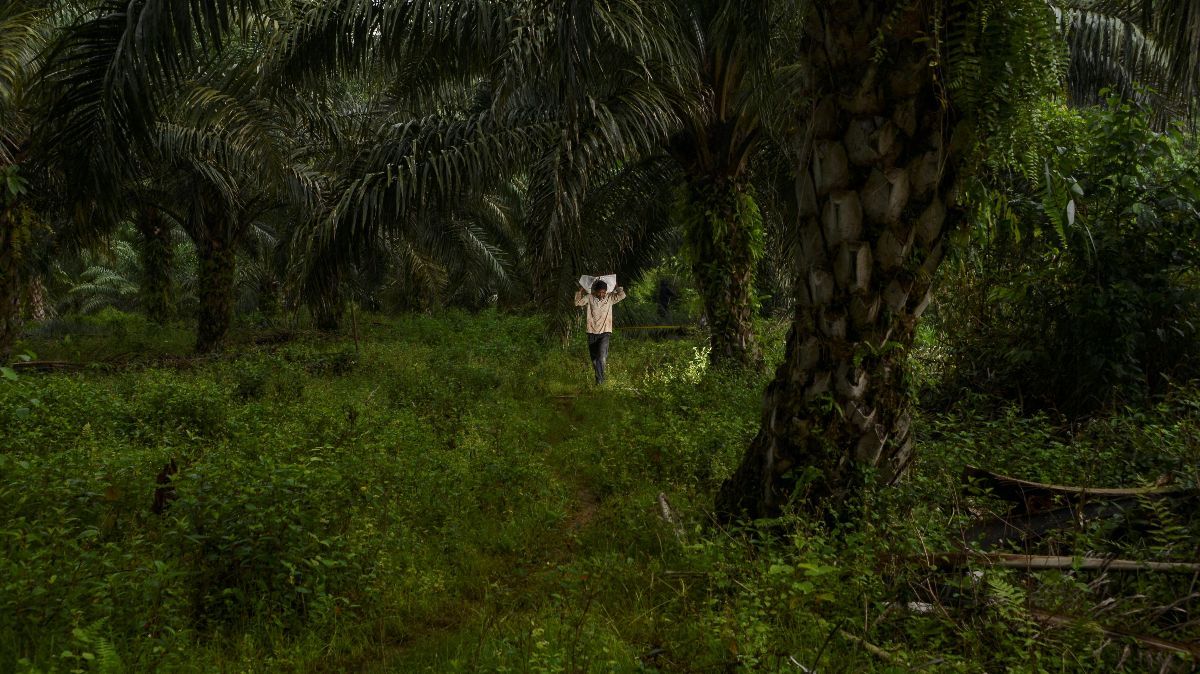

{"left": 674, "top": 179, "right": 764, "bottom": 368}
{"left": 0, "top": 170, "right": 37, "bottom": 358}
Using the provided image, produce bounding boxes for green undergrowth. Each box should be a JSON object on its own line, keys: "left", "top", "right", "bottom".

{"left": 2, "top": 311, "right": 1197, "bottom": 672}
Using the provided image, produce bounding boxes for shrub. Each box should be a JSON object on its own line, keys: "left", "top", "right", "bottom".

{"left": 163, "top": 452, "right": 370, "bottom": 628}
{"left": 928, "top": 97, "right": 1200, "bottom": 414}
{"left": 120, "top": 372, "right": 232, "bottom": 442}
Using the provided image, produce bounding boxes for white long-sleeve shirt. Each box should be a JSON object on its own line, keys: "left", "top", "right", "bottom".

{"left": 575, "top": 288, "right": 626, "bottom": 334}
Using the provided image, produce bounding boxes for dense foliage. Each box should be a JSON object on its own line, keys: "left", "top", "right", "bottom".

{"left": 4, "top": 0, "right": 1200, "bottom": 670}
{"left": 2, "top": 313, "right": 1197, "bottom": 671}
{"left": 931, "top": 97, "right": 1200, "bottom": 414}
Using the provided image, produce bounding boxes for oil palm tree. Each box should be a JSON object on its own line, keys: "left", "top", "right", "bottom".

{"left": 303, "top": 91, "right": 681, "bottom": 325}
{"left": 717, "top": 0, "right": 1200, "bottom": 519}
{"left": 715, "top": 0, "right": 1065, "bottom": 515}
{"left": 277, "top": 0, "right": 800, "bottom": 364}
{"left": 0, "top": 0, "right": 49, "bottom": 356}
{"left": 13, "top": 0, "right": 284, "bottom": 353}
{"left": 153, "top": 58, "right": 320, "bottom": 351}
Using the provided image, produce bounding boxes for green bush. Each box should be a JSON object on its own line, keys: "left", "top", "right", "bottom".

{"left": 163, "top": 452, "right": 370, "bottom": 627}
{"left": 120, "top": 371, "right": 232, "bottom": 442}
{"left": 930, "top": 97, "right": 1200, "bottom": 414}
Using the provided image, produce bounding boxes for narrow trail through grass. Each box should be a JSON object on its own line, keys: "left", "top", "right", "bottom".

{"left": 294, "top": 336, "right": 622, "bottom": 669}
{"left": 553, "top": 397, "right": 603, "bottom": 536}
{"left": 6, "top": 312, "right": 1197, "bottom": 672}
{"left": 365, "top": 372, "right": 654, "bottom": 671}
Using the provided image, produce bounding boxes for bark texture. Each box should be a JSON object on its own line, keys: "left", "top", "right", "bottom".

{"left": 717, "top": 0, "right": 962, "bottom": 518}
{"left": 136, "top": 206, "right": 174, "bottom": 323}
{"left": 304, "top": 248, "right": 344, "bottom": 332}
{"left": 0, "top": 201, "right": 31, "bottom": 358}
{"left": 195, "top": 234, "right": 236, "bottom": 354}
{"left": 311, "top": 281, "right": 344, "bottom": 332}
{"left": 25, "top": 276, "right": 47, "bottom": 321}
{"left": 679, "top": 178, "right": 761, "bottom": 367}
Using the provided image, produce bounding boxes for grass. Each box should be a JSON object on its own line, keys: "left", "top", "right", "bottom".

{"left": 2, "top": 310, "right": 1198, "bottom": 672}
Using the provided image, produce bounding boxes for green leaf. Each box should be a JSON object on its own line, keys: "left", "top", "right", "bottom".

{"left": 1, "top": 367, "right": 18, "bottom": 381}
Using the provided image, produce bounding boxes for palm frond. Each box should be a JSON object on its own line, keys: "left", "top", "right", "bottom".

{"left": 268, "top": 0, "right": 509, "bottom": 93}
{"left": 1055, "top": 0, "right": 1200, "bottom": 115}
{"left": 0, "top": 4, "right": 47, "bottom": 160}
{"left": 331, "top": 110, "right": 559, "bottom": 239}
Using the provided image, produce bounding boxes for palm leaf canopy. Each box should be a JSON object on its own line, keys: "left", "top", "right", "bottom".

{"left": 1055, "top": 0, "right": 1200, "bottom": 114}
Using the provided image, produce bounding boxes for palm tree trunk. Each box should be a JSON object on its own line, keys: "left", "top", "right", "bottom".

{"left": 303, "top": 250, "right": 343, "bottom": 332}
{"left": 0, "top": 197, "right": 33, "bottom": 357}
{"left": 257, "top": 275, "right": 282, "bottom": 320}
{"left": 311, "top": 279, "right": 343, "bottom": 332}
{"left": 716, "top": 0, "right": 961, "bottom": 518}
{"left": 0, "top": 208, "right": 21, "bottom": 358}
{"left": 680, "top": 177, "right": 761, "bottom": 367}
{"left": 136, "top": 206, "right": 174, "bottom": 323}
{"left": 25, "top": 276, "right": 47, "bottom": 321}
{"left": 195, "top": 234, "right": 236, "bottom": 353}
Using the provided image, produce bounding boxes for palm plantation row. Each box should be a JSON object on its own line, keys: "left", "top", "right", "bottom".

{"left": 3, "top": 0, "right": 1198, "bottom": 517}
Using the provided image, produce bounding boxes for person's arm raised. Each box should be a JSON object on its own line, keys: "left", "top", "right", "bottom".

{"left": 574, "top": 288, "right": 589, "bottom": 306}
{"left": 612, "top": 287, "right": 627, "bottom": 303}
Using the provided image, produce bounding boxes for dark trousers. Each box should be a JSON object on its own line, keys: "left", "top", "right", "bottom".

{"left": 587, "top": 332, "right": 611, "bottom": 384}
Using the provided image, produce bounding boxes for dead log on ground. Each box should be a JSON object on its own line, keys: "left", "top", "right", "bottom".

{"left": 962, "top": 465, "right": 1190, "bottom": 514}
{"left": 925, "top": 552, "right": 1200, "bottom": 574}
{"left": 1030, "top": 609, "right": 1200, "bottom": 658}
{"left": 10, "top": 360, "right": 83, "bottom": 372}
{"left": 962, "top": 498, "right": 1137, "bottom": 549}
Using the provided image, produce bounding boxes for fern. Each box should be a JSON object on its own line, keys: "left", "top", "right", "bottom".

{"left": 944, "top": 0, "right": 1067, "bottom": 145}
{"left": 1139, "top": 492, "right": 1190, "bottom": 558}
{"left": 70, "top": 618, "right": 124, "bottom": 674}
{"left": 95, "top": 635, "right": 123, "bottom": 674}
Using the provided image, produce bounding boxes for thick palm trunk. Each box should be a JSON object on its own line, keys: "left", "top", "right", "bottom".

{"left": 257, "top": 275, "right": 282, "bottom": 320}
{"left": 680, "top": 177, "right": 761, "bottom": 367}
{"left": 25, "top": 276, "right": 47, "bottom": 321}
{"left": 717, "top": 0, "right": 960, "bottom": 518}
{"left": 136, "top": 207, "right": 174, "bottom": 323}
{"left": 195, "top": 235, "right": 236, "bottom": 353}
{"left": 0, "top": 205, "right": 22, "bottom": 358}
{"left": 303, "top": 250, "right": 343, "bottom": 332}
{"left": 311, "top": 280, "right": 343, "bottom": 332}
{"left": 528, "top": 222, "right": 578, "bottom": 342}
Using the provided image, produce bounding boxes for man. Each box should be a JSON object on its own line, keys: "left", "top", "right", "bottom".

{"left": 575, "top": 278, "right": 626, "bottom": 385}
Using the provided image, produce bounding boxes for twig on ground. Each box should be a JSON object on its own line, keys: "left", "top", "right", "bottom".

{"left": 837, "top": 630, "right": 897, "bottom": 664}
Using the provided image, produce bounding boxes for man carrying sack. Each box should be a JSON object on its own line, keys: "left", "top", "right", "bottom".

{"left": 575, "top": 274, "right": 626, "bottom": 385}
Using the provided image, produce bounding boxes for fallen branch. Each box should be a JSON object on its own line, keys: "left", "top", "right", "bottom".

{"left": 926, "top": 552, "right": 1200, "bottom": 574}
{"left": 893, "top": 601, "right": 1200, "bottom": 659}
{"left": 10, "top": 360, "right": 83, "bottom": 372}
{"left": 962, "top": 466, "right": 1190, "bottom": 514}
{"left": 1031, "top": 609, "right": 1200, "bottom": 658}
{"left": 962, "top": 492, "right": 1200, "bottom": 550}
{"left": 838, "top": 630, "right": 897, "bottom": 664}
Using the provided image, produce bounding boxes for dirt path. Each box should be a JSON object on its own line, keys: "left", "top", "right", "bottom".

{"left": 365, "top": 385, "right": 608, "bottom": 670}
{"left": 551, "top": 392, "right": 603, "bottom": 537}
